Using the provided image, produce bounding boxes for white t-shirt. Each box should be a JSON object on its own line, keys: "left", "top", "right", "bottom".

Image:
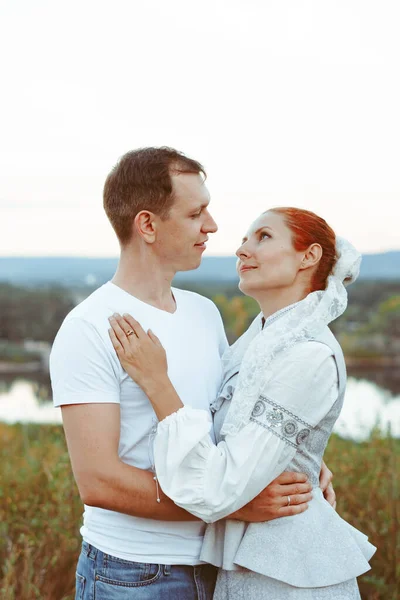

{"left": 50, "top": 281, "right": 228, "bottom": 564}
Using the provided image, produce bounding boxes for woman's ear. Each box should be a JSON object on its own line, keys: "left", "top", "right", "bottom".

{"left": 134, "top": 210, "right": 157, "bottom": 244}
{"left": 300, "top": 243, "right": 323, "bottom": 270}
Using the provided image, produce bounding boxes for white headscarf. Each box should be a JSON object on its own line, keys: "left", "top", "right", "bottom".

{"left": 220, "top": 237, "right": 362, "bottom": 437}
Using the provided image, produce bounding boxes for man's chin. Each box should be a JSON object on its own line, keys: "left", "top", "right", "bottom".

{"left": 177, "top": 256, "right": 203, "bottom": 272}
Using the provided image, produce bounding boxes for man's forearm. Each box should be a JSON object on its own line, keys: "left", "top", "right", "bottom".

{"left": 78, "top": 459, "right": 200, "bottom": 521}
{"left": 62, "top": 403, "right": 198, "bottom": 522}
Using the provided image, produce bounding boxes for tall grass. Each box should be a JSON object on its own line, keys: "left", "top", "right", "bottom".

{"left": 0, "top": 423, "right": 398, "bottom": 599}
{"left": 324, "top": 429, "right": 399, "bottom": 599}
{"left": 0, "top": 424, "right": 81, "bottom": 600}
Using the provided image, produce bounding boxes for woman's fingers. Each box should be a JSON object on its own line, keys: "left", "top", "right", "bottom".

{"left": 148, "top": 329, "right": 162, "bottom": 347}
{"left": 109, "top": 313, "right": 153, "bottom": 347}
{"left": 278, "top": 481, "right": 312, "bottom": 498}
{"left": 112, "top": 313, "right": 138, "bottom": 339}
{"left": 122, "top": 313, "right": 146, "bottom": 339}
{"left": 108, "top": 316, "right": 132, "bottom": 352}
{"left": 108, "top": 327, "right": 124, "bottom": 356}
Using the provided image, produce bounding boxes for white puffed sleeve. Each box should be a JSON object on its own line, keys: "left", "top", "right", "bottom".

{"left": 154, "top": 342, "right": 339, "bottom": 523}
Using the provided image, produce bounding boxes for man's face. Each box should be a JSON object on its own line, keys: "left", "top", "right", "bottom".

{"left": 154, "top": 172, "right": 218, "bottom": 272}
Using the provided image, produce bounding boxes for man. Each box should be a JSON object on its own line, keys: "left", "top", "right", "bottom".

{"left": 50, "top": 147, "right": 334, "bottom": 600}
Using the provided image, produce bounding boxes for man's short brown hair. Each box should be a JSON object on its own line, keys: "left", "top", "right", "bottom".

{"left": 103, "top": 147, "right": 206, "bottom": 244}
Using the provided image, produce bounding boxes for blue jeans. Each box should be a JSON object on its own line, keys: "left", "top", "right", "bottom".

{"left": 75, "top": 541, "right": 218, "bottom": 600}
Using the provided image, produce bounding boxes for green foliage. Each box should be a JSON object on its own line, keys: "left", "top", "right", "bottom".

{"left": 346, "top": 281, "right": 400, "bottom": 313}
{"left": 0, "top": 423, "right": 82, "bottom": 600}
{"left": 333, "top": 282, "right": 400, "bottom": 333}
{"left": 209, "top": 285, "right": 400, "bottom": 355}
{"left": 0, "top": 341, "right": 41, "bottom": 363}
{"left": 213, "top": 294, "right": 259, "bottom": 342}
{"left": 324, "top": 432, "right": 400, "bottom": 600}
{"left": 0, "top": 280, "right": 399, "bottom": 352}
{"left": 0, "top": 423, "right": 398, "bottom": 599}
{"left": 0, "top": 284, "right": 75, "bottom": 344}
{"left": 371, "top": 296, "right": 400, "bottom": 337}
{"left": 334, "top": 294, "right": 400, "bottom": 359}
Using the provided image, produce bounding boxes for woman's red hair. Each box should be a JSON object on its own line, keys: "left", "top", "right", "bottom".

{"left": 269, "top": 207, "right": 337, "bottom": 292}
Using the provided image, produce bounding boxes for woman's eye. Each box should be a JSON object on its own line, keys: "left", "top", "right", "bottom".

{"left": 260, "top": 232, "right": 270, "bottom": 240}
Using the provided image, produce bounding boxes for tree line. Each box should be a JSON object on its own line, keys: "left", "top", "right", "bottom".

{"left": 0, "top": 280, "right": 399, "bottom": 348}
{"left": 0, "top": 284, "right": 75, "bottom": 343}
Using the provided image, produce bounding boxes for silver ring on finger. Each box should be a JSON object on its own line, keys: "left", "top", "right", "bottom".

{"left": 287, "top": 496, "right": 291, "bottom": 506}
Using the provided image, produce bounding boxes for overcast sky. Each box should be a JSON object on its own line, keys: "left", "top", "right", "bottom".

{"left": 1, "top": 0, "right": 399, "bottom": 257}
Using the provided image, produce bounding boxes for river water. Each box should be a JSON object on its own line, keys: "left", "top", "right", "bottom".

{"left": 0, "top": 369, "right": 399, "bottom": 441}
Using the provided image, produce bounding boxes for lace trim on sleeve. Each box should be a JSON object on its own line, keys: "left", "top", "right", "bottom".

{"left": 250, "top": 396, "right": 313, "bottom": 452}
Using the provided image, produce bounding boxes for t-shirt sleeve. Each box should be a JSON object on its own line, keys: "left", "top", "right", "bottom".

{"left": 50, "top": 317, "right": 121, "bottom": 407}
{"left": 215, "top": 306, "right": 229, "bottom": 357}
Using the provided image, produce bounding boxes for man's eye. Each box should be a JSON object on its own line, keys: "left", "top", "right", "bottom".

{"left": 191, "top": 211, "right": 202, "bottom": 218}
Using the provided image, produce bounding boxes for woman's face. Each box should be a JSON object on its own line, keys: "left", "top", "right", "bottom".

{"left": 236, "top": 211, "right": 305, "bottom": 297}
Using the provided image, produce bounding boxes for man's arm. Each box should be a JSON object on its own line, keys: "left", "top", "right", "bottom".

{"left": 62, "top": 402, "right": 195, "bottom": 520}
{"left": 62, "top": 402, "right": 313, "bottom": 521}
{"left": 232, "top": 471, "right": 312, "bottom": 521}
{"left": 233, "top": 463, "right": 335, "bottom": 522}
{"left": 52, "top": 317, "right": 189, "bottom": 520}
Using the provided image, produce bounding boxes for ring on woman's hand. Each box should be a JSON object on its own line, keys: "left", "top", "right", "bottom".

{"left": 287, "top": 496, "right": 291, "bottom": 506}
{"left": 126, "top": 330, "right": 135, "bottom": 336}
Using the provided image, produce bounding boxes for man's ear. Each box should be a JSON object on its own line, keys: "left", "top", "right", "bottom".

{"left": 134, "top": 210, "right": 157, "bottom": 244}
{"left": 300, "top": 243, "right": 323, "bottom": 270}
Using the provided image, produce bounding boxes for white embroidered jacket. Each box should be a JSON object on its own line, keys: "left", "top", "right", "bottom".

{"left": 153, "top": 322, "right": 376, "bottom": 588}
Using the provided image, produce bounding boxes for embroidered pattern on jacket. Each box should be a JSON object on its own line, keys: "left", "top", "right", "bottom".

{"left": 250, "top": 396, "right": 312, "bottom": 450}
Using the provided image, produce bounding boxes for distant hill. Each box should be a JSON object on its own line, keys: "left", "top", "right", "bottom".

{"left": 0, "top": 252, "right": 399, "bottom": 286}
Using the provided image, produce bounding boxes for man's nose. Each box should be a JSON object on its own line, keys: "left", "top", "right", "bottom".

{"left": 203, "top": 211, "right": 218, "bottom": 233}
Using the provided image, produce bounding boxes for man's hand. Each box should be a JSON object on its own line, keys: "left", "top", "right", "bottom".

{"left": 320, "top": 461, "right": 336, "bottom": 509}
{"left": 230, "top": 472, "right": 312, "bottom": 522}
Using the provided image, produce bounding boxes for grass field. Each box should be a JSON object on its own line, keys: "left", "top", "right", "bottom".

{"left": 0, "top": 422, "right": 398, "bottom": 600}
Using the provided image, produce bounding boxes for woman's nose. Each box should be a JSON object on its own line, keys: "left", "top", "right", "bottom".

{"left": 236, "top": 243, "right": 251, "bottom": 259}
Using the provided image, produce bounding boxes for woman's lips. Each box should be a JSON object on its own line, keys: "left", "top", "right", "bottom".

{"left": 240, "top": 265, "right": 257, "bottom": 273}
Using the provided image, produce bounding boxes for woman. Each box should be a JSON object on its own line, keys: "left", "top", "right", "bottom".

{"left": 108, "top": 207, "right": 376, "bottom": 599}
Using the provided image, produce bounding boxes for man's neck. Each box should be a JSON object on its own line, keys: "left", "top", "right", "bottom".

{"left": 111, "top": 249, "right": 177, "bottom": 313}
